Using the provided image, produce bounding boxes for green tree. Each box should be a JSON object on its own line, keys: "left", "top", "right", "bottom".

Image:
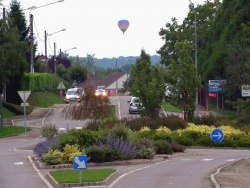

{"left": 4, "top": 0, "right": 29, "bottom": 104}
{"left": 166, "top": 40, "right": 201, "bottom": 121}
{"left": 68, "top": 64, "right": 88, "bottom": 85}
{"left": 57, "top": 64, "right": 68, "bottom": 81}
{"left": 0, "top": 4, "right": 28, "bottom": 95}
{"left": 129, "top": 49, "right": 166, "bottom": 118}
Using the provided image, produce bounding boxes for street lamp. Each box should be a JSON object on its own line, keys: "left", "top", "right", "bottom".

{"left": 29, "top": 0, "right": 64, "bottom": 73}
{"left": 189, "top": 0, "right": 199, "bottom": 117}
{"left": 60, "top": 47, "right": 77, "bottom": 55}
{"left": 44, "top": 29, "right": 66, "bottom": 72}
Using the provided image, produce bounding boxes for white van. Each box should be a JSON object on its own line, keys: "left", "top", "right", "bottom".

{"left": 64, "top": 88, "right": 84, "bottom": 103}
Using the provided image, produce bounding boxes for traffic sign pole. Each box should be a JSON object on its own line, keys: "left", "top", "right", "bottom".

{"left": 17, "top": 91, "right": 31, "bottom": 133}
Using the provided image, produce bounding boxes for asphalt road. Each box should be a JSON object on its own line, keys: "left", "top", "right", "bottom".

{"left": 1, "top": 96, "right": 249, "bottom": 188}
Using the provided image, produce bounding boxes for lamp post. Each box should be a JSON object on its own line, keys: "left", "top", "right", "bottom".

{"left": 29, "top": 0, "right": 64, "bottom": 73}
{"left": 44, "top": 29, "right": 66, "bottom": 72}
{"left": 60, "top": 47, "right": 77, "bottom": 57}
{"left": 189, "top": 0, "right": 199, "bottom": 117}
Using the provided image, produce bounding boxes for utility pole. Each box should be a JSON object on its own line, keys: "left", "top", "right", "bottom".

{"left": 30, "top": 14, "right": 34, "bottom": 73}
{"left": 54, "top": 42, "right": 57, "bottom": 74}
{"left": 189, "top": 0, "right": 199, "bottom": 117}
{"left": 45, "top": 30, "right": 48, "bottom": 72}
{"left": 116, "top": 60, "right": 118, "bottom": 96}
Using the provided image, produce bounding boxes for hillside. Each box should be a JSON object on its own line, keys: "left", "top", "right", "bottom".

{"left": 92, "top": 55, "right": 161, "bottom": 69}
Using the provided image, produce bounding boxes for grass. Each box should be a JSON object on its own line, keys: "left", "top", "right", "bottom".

{"left": 0, "top": 126, "right": 31, "bottom": 138}
{"left": 3, "top": 107, "right": 16, "bottom": 119}
{"left": 28, "top": 91, "right": 64, "bottom": 107}
{"left": 50, "top": 169, "right": 116, "bottom": 183}
{"left": 161, "top": 101, "right": 182, "bottom": 112}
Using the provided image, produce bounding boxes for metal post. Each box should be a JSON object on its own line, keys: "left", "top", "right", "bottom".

{"left": 116, "top": 60, "right": 118, "bottom": 96}
{"left": 189, "top": 0, "right": 199, "bottom": 117}
{"left": 54, "top": 42, "right": 57, "bottom": 74}
{"left": 45, "top": 30, "right": 48, "bottom": 72}
{"left": 30, "top": 14, "right": 34, "bottom": 73}
{"left": 0, "top": 94, "right": 3, "bottom": 127}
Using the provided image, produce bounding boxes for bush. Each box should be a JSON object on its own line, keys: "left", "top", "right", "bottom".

{"left": 41, "top": 124, "right": 58, "bottom": 139}
{"left": 123, "top": 116, "right": 187, "bottom": 132}
{"left": 3, "top": 101, "right": 33, "bottom": 115}
{"left": 110, "top": 123, "right": 132, "bottom": 141}
{"left": 153, "top": 126, "right": 172, "bottom": 142}
{"left": 135, "top": 127, "right": 154, "bottom": 139}
{"left": 41, "top": 153, "right": 61, "bottom": 165}
{"left": 135, "top": 138, "right": 155, "bottom": 149}
{"left": 62, "top": 144, "right": 83, "bottom": 163}
{"left": 194, "top": 114, "right": 217, "bottom": 126}
{"left": 99, "top": 136, "right": 138, "bottom": 160}
{"left": 136, "top": 147, "right": 155, "bottom": 159}
{"left": 86, "top": 145, "right": 118, "bottom": 163}
{"left": 154, "top": 140, "right": 173, "bottom": 154}
{"left": 33, "top": 137, "right": 60, "bottom": 157}
{"left": 170, "top": 141, "right": 186, "bottom": 152}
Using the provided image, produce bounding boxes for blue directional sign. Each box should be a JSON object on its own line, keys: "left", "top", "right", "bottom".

{"left": 210, "top": 128, "right": 224, "bottom": 142}
{"left": 74, "top": 155, "right": 88, "bottom": 170}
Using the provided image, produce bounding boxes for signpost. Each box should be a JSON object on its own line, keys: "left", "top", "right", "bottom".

{"left": 57, "top": 81, "right": 66, "bottom": 97}
{"left": 18, "top": 91, "right": 31, "bottom": 133}
{"left": 74, "top": 155, "right": 88, "bottom": 183}
{"left": 210, "top": 128, "right": 224, "bottom": 142}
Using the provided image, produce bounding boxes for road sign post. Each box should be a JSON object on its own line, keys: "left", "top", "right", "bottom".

{"left": 210, "top": 128, "right": 224, "bottom": 142}
{"left": 18, "top": 91, "right": 31, "bottom": 133}
{"left": 74, "top": 155, "right": 88, "bottom": 184}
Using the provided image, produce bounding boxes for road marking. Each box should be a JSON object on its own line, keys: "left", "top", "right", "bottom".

{"left": 202, "top": 159, "right": 214, "bottom": 161}
{"left": 227, "top": 159, "right": 236, "bottom": 162}
{"left": 28, "top": 156, "right": 54, "bottom": 188}
{"left": 108, "top": 166, "right": 150, "bottom": 187}
{"left": 14, "top": 162, "right": 24, "bottom": 165}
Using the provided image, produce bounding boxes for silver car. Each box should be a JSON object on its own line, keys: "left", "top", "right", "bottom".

{"left": 128, "top": 97, "right": 142, "bottom": 114}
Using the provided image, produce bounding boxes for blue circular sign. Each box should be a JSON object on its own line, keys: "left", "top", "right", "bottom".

{"left": 210, "top": 128, "right": 224, "bottom": 142}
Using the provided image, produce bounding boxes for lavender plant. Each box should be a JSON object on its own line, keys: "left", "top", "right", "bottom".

{"left": 33, "top": 137, "right": 60, "bottom": 157}
{"left": 99, "top": 136, "right": 138, "bottom": 160}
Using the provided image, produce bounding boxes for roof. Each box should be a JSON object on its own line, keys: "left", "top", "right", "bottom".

{"left": 82, "top": 71, "right": 126, "bottom": 89}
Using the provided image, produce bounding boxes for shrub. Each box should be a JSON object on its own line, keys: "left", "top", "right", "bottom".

{"left": 154, "top": 140, "right": 173, "bottom": 154}
{"left": 135, "top": 138, "right": 155, "bottom": 149}
{"left": 33, "top": 137, "right": 60, "bottom": 157}
{"left": 85, "top": 120, "right": 102, "bottom": 131}
{"left": 136, "top": 147, "right": 155, "bottom": 159}
{"left": 99, "top": 136, "right": 138, "bottom": 160}
{"left": 153, "top": 126, "right": 172, "bottom": 142}
{"left": 86, "top": 145, "right": 118, "bottom": 163}
{"left": 123, "top": 116, "right": 187, "bottom": 132}
{"left": 62, "top": 144, "right": 83, "bottom": 163}
{"left": 110, "top": 123, "right": 132, "bottom": 141}
{"left": 135, "top": 126, "right": 154, "bottom": 139}
{"left": 3, "top": 101, "right": 33, "bottom": 115}
{"left": 170, "top": 142, "right": 186, "bottom": 152}
{"left": 41, "top": 153, "right": 61, "bottom": 165}
{"left": 41, "top": 124, "right": 58, "bottom": 139}
{"left": 194, "top": 114, "right": 217, "bottom": 126}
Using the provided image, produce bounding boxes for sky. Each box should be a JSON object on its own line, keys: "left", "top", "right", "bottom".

{"left": 2, "top": 0, "right": 206, "bottom": 59}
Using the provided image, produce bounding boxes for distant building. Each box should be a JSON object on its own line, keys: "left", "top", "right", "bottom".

{"left": 83, "top": 71, "right": 129, "bottom": 96}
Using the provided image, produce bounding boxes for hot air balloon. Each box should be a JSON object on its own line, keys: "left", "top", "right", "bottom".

{"left": 118, "top": 20, "right": 129, "bottom": 34}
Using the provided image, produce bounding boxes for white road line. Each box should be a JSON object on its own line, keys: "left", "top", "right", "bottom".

{"left": 108, "top": 166, "right": 150, "bottom": 187}
{"left": 202, "top": 159, "right": 214, "bottom": 161}
{"left": 28, "top": 156, "right": 54, "bottom": 188}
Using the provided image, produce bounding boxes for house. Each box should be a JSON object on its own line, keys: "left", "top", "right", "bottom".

{"left": 82, "top": 72, "right": 129, "bottom": 96}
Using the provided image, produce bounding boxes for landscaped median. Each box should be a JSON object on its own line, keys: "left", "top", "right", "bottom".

{"left": 32, "top": 154, "right": 179, "bottom": 187}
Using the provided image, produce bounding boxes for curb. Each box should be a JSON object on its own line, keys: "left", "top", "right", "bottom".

{"left": 33, "top": 156, "right": 168, "bottom": 187}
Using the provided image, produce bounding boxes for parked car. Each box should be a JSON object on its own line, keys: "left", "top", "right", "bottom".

{"left": 95, "top": 89, "right": 107, "bottom": 97}
{"left": 127, "top": 97, "right": 143, "bottom": 114}
{"left": 64, "top": 87, "right": 84, "bottom": 103}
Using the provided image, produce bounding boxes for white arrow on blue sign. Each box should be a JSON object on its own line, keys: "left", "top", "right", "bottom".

{"left": 210, "top": 128, "right": 224, "bottom": 142}
{"left": 74, "top": 155, "right": 88, "bottom": 170}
